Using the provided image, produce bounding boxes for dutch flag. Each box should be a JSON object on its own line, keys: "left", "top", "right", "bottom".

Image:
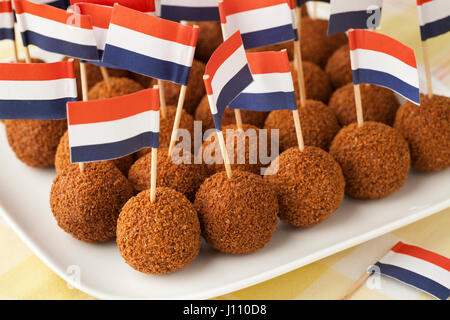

{"left": 0, "top": 0, "right": 14, "bottom": 41}
{"left": 375, "top": 241, "right": 449, "bottom": 300}
{"left": 70, "top": 0, "right": 156, "bottom": 14}
{"left": 328, "top": 0, "right": 383, "bottom": 35}
{"left": 102, "top": 4, "right": 199, "bottom": 85}
{"left": 203, "top": 31, "right": 253, "bottom": 131}
{"left": 159, "top": 0, "right": 220, "bottom": 22}
{"left": 417, "top": 0, "right": 450, "bottom": 41}
{"left": 13, "top": 0, "right": 99, "bottom": 60}
{"left": 67, "top": 88, "right": 160, "bottom": 163}
{"left": 218, "top": 0, "right": 296, "bottom": 50}
{"left": 349, "top": 29, "right": 420, "bottom": 105}
{"left": 229, "top": 50, "right": 297, "bottom": 112}
{"left": 0, "top": 60, "right": 77, "bottom": 120}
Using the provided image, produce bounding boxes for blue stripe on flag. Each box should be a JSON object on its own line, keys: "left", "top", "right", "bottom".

{"left": 375, "top": 262, "right": 450, "bottom": 300}
{"left": 213, "top": 64, "right": 254, "bottom": 130}
{"left": 160, "top": 5, "right": 220, "bottom": 22}
{"left": 229, "top": 91, "right": 297, "bottom": 112}
{"left": 70, "top": 131, "right": 159, "bottom": 163}
{"left": 20, "top": 30, "right": 99, "bottom": 61}
{"left": 42, "top": 0, "right": 71, "bottom": 9}
{"left": 0, "top": 98, "right": 75, "bottom": 120}
{"left": 241, "top": 24, "right": 296, "bottom": 50}
{"left": 328, "top": 10, "right": 382, "bottom": 35}
{"left": 102, "top": 44, "right": 191, "bottom": 85}
{"left": 297, "top": 0, "right": 330, "bottom": 6}
{"left": 352, "top": 68, "right": 420, "bottom": 105}
{"left": 420, "top": 16, "right": 450, "bottom": 41}
{"left": 0, "top": 28, "right": 14, "bottom": 41}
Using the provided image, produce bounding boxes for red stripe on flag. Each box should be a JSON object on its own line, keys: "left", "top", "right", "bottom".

{"left": 205, "top": 30, "right": 243, "bottom": 85}
{"left": 220, "top": 0, "right": 289, "bottom": 16}
{"left": 417, "top": 0, "right": 434, "bottom": 5}
{"left": 0, "top": 61, "right": 76, "bottom": 81}
{"left": 13, "top": 0, "right": 94, "bottom": 30}
{"left": 70, "top": 0, "right": 155, "bottom": 12}
{"left": 73, "top": 2, "right": 112, "bottom": 29}
{"left": 247, "top": 50, "right": 291, "bottom": 74}
{"left": 67, "top": 88, "right": 160, "bottom": 125}
{"left": 0, "top": 1, "right": 12, "bottom": 13}
{"left": 110, "top": 4, "right": 198, "bottom": 47}
{"left": 391, "top": 242, "right": 450, "bottom": 271}
{"left": 348, "top": 29, "right": 417, "bottom": 68}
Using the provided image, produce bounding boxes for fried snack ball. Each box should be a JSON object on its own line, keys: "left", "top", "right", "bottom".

{"left": 300, "top": 17, "right": 347, "bottom": 68}
{"left": 202, "top": 124, "right": 268, "bottom": 175}
{"left": 265, "top": 146, "right": 345, "bottom": 227}
{"left": 128, "top": 147, "right": 210, "bottom": 202}
{"left": 325, "top": 44, "right": 352, "bottom": 89}
{"left": 394, "top": 94, "right": 450, "bottom": 171}
{"left": 88, "top": 77, "right": 143, "bottom": 100}
{"left": 195, "top": 95, "right": 269, "bottom": 131}
{"left": 136, "top": 105, "right": 195, "bottom": 158}
{"left": 329, "top": 83, "right": 400, "bottom": 126}
{"left": 50, "top": 162, "right": 134, "bottom": 243}
{"left": 330, "top": 121, "right": 410, "bottom": 199}
{"left": 264, "top": 100, "right": 340, "bottom": 152}
{"left": 117, "top": 188, "right": 201, "bottom": 274}
{"left": 194, "top": 21, "right": 223, "bottom": 63}
{"left": 194, "top": 170, "right": 278, "bottom": 254}
{"left": 55, "top": 130, "right": 134, "bottom": 176}
{"left": 4, "top": 119, "right": 67, "bottom": 167}
{"left": 291, "top": 61, "right": 333, "bottom": 103}
{"left": 162, "top": 59, "right": 206, "bottom": 115}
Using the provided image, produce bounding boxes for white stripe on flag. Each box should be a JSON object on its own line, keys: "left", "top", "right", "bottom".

{"left": 207, "top": 94, "right": 217, "bottom": 115}
{"left": 330, "top": 0, "right": 382, "bottom": 14}
{"left": 418, "top": 0, "right": 450, "bottom": 26}
{"left": 93, "top": 26, "right": 108, "bottom": 51}
{"left": 242, "top": 72, "right": 294, "bottom": 94}
{"left": 0, "top": 12, "right": 14, "bottom": 29}
{"left": 350, "top": 48, "right": 419, "bottom": 88}
{"left": 224, "top": 4, "right": 293, "bottom": 37}
{"left": 68, "top": 110, "right": 160, "bottom": 147}
{"left": 210, "top": 44, "right": 247, "bottom": 99}
{"left": 379, "top": 251, "right": 450, "bottom": 289}
{"left": 0, "top": 79, "right": 77, "bottom": 100}
{"left": 161, "top": 0, "right": 217, "bottom": 8}
{"left": 15, "top": 12, "right": 97, "bottom": 46}
{"left": 106, "top": 23, "right": 196, "bottom": 68}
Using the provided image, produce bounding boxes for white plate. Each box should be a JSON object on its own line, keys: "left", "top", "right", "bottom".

{"left": 1, "top": 47, "right": 449, "bottom": 300}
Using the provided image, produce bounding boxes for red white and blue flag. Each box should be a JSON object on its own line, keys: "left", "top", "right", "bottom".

{"left": 348, "top": 29, "right": 420, "bottom": 105}
{"left": 0, "top": 0, "right": 14, "bottom": 41}
{"left": 70, "top": 0, "right": 156, "bottom": 14}
{"left": 374, "top": 242, "right": 449, "bottom": 300}
{"left": 160, "top": 0, "right": 219, "bottom": 22}
{"left": 67, "top": 88, "right": 160, "bottom": 163}
{"left": 218, "top": 0, "right": 296, "bottom": 49}
{"left": 14, "top": 0, "right": 99, "bottom": 60}
{"left": 204, "top": 31, "right": 253, "bottom": 131}
{"left": 328, "top": 0, "right": 383, "bottom": 35}
{"left": 102, "top": 4, "right": 198, "bottom": 85}
{"left": 417, "top": 0, "right": 450, "bottom": 41}
{"left": 0, "top": 61, "right": 77, "bottom": 119}
{"left": 229, "top": 50, "right": 297, "bottom": 112}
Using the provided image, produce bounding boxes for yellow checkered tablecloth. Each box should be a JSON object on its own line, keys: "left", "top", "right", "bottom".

{"left": 0, "top": 0, "right": 449, "bottom": 300}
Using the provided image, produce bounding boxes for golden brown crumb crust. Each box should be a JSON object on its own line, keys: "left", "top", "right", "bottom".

{"left": 116, "top": 188, "right": 201, "bottom": 274}
{"left": 265, "top": 146, "right": 345, "bottom": 227}
{"left": 5, "top": 119, "right": 67, "bottom": 167}
{"left": 329, "top": 83, "right": 400, "bottom": 126}
{"left": 264, "top": 100, "right": 340, "bottom": 152}
{"left": 88, "top": 77, "right": 143, "bottom": 100}
{"left": 55, "top": 130, "right": 134, "bottom": 176}
{"left": 128, "top": 147, "right": 210, "bottom": 201}
{"left": 194, "top": 21, "right": 223, "bottom": 63}
{"left": 330, "top": 121, "right": 410, "bottom": 199}
{"left": 50, "top": 162, "right": 134, "bottom": 243}
{"left": 291, "top": 61, "right": 333, "bottom": 103}
{"left": 325, "top": 44, "right": 353, "bottom": 89}
{"left": 394, "top": 94, "right": 450, "bottom": 171}
{"left": 194, "top": 170, "right": 278, "bottom": 254}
